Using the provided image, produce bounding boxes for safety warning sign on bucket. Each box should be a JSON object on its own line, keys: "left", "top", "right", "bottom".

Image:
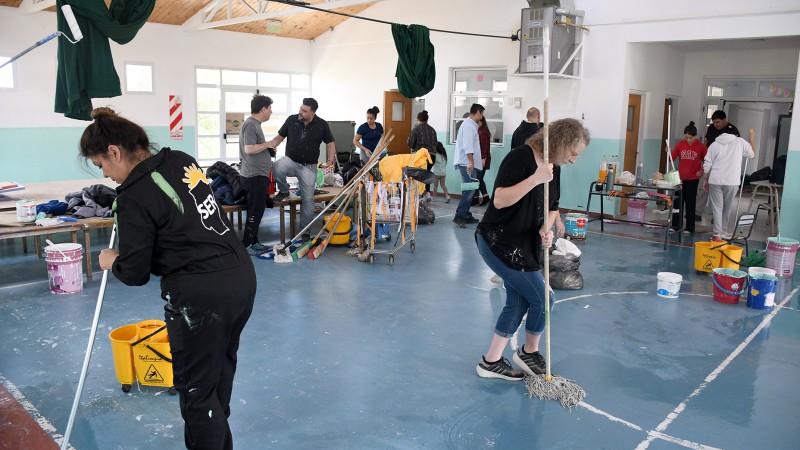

{"left": 169, "top": 95, "right": 183, "bottom": 140}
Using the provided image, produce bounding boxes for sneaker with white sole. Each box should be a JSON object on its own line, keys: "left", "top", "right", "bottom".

{"left": 476, "top": 356, "right": 525, "bottom": 381}
{"left": 246, "top": 244, "right": 265, "bottom": 256}
{"left": 512, "top": 347, "right": 547, "bottom": 376}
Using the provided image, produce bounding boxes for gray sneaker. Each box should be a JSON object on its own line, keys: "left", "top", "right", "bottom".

{"left": 272, "top": 192, "right": 290, "bottom": 203}
{"left": 476, "top": 356, "right": 524, "bottom": 381}
{"left": 246, "top": 244, "right": 264, "bottom": 256}
{"left": 512, "top": 347, "right": 547, "bottom": 376}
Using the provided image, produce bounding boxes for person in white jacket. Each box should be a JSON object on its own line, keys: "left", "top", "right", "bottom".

{"left": 702, "top": 128, "right": 756, "bottom": 238}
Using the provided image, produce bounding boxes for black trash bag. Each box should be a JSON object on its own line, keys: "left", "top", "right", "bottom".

{"left": 550, "top": 270, "right": 584, "bottom": 290}
{"left": 550, "top": 253, "right": 581, "bottom": 272}
{"left": 744, "top": 166, "right": 772, "bottom": 186}
{"left": 341, "top": 160, "right": 364, "bottom": 184}
{"left": 404, "top": 167, "right": 437, "bottom": 185}
{"left": 418, "top": 201, "right": 435, "bottom": 224}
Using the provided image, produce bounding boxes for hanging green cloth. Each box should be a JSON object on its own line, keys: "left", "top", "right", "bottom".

{"left": 391, "top": 24, "right": 435, "bottom": 99}
{"left": 55, "top": 0, "right": 155, "bottom": 121}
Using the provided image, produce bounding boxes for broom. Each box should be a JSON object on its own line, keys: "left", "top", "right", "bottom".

{"left": 523, "top": 27, "right": 586, "bottom": 410}
{"left": 60, "top": 226, "right": 116, "bottom": 450}
{"left": 274, "top": 131, "right": 394, "bottom": 262}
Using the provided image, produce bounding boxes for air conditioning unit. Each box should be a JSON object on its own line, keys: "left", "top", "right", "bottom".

{"left": 519, "top": 0, "right": 586, "bottom": 78}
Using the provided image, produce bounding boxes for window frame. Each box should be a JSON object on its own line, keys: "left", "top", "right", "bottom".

{"left": 448, "top": 66, "right": 507, "bottom": 146}
{"left": 195, "top": 66, "right": 311, "bottom": 164}
{"left": 124, "top": 62, "right": 154, "bottom": 94}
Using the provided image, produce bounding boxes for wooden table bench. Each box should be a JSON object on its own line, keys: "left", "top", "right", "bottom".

{"left": 276, "top": 187, "right": 344, "bottom": 243}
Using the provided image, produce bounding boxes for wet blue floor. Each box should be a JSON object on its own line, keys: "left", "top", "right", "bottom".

{"left": 1, "top": 200, "right": 798, "bottom": 449}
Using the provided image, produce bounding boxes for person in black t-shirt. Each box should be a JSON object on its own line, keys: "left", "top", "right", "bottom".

{"left": 267, "top": 98, "right": 336, "bottom": 238}
{"left": 474, "top": 118, "right": 590, "bottom": 381}
{"left": 82, "top": 107, "right": 256, "bottom": 450}
{"left": 510, "top": 106, "right": 540, "bottom": 149}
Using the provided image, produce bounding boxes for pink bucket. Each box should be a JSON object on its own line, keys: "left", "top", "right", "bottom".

{"left": 765, "top": 237, "right": 799, "bottom": 278}
{"left": 45, "top": 243, "right": 83, "bottom": 294}
{"left": 627, "top": 200, "right": 647, "bottom": 224}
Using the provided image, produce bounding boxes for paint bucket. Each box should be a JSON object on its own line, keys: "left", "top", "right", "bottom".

{"left": 746, "top": 273, "right": 778, "bottom": 310}
{"left": 656, "top": 272, "right": 682, "bottom": 298}
{"left": 627, "top": 200, "right": 647, "bottom": 224}
{"left": 765, "top": 237, "right": 799, "bottom": 277}
{"left": 44, "top": 243, "right": 83, "bottom": 294}
{"left": 564, "top": 213, "right": 588, "bottom": 240}
{"left": 711, "top": 268, "right": 747, "bottom": 304}
{"left": 748, "top": 267, "right": 776, "bottom": 277}
{"left": 15, "top": 200, "right": 36, "bottom": 222}
{"left": 109, "top": 324, "right": 139, "bottom": 388}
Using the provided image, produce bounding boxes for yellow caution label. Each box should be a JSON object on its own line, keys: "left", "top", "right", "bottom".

{"left": 143, "top": 364, "right": 165, "bottom": 383}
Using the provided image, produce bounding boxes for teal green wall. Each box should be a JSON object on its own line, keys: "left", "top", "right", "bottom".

{"left": 438, "top": 133, "right": 625, "bottom": 214}
{"left": 0, "top": 126, "right": 196, "bottom": 184}
{"left": 779, "top": 150, "right": 799, "bottom": 240}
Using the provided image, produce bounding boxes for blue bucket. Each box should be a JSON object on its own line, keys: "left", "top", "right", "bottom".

{"left": 565, "top": 213, "right": 587, "bottom": 240}
{"left": 746, "top": 273, "right": 778, "bottom": 310}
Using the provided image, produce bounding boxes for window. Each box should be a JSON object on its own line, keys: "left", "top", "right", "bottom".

{"left": 195, "top": 68, "right": 310, "bottom": 163}
{"left": 0, "top": 57, "right": 14, "bottom": 89}
{"left": 449, "top": 67, "right": 506, "bottom": 145}
{"left": 702, "top": 76, "right": 794, "bottom": 128}
{"left": 125, "top": 63, "right": 153, "bottom": 93}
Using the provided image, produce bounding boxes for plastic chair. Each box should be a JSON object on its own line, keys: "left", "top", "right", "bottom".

{"left": 728, "top": 210, "right": 758, "bottom": 255}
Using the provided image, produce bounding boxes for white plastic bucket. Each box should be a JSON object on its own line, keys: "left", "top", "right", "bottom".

{"left": 748, "top": 267, "right": 776, "bottom": 277}
{"left": 16, "top": 200, "right": 36, "bottom": 222}
{"left": 45, "top": 243, "right": 83, "bottom": 294}
{"left": 656, "top": 272, "right": 682, "bottom": 298}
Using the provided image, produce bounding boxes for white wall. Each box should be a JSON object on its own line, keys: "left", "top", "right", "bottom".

{"left": 0, "top": 6, "right": 311, "bottom": 129}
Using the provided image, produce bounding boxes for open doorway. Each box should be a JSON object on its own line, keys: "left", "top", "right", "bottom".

{"left": 622, "top": 93, "right": 642, "bottom": 214}
{"left": 720, "top": 100, "right": 792, "bottom": 173}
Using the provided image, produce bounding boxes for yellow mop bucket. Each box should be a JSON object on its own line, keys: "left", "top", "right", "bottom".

{"left": 132, "top": 320, "right": 174, "bottom": 392}
{"left": 694, "top": 241, "right": 742, "bottom": 272}
{"left": 109, "top": 324, "right": 138, "bottom": 391}
{"left": 324, "top": 213, "right": 352, "bottom": 245}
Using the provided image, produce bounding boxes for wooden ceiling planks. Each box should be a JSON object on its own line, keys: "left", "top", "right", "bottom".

{"left": 2, "top": 0, "right": 378, "bottom": 40}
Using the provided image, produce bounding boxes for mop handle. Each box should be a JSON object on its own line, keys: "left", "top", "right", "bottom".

{"left": 542, "top": 27, "right": 552, "bottom": 382}
{"left": 664, "top": 139, "right": 676, "bottom": 172}
{"left": 61, "top": 226, "right": 117, "bottom": 450}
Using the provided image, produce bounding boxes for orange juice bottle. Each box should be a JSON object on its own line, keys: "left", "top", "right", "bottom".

{"left": 598, "top": 156, "right": 608, "bottom": 183}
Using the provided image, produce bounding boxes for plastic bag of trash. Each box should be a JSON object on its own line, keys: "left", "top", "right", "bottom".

{"left": 550, "top": 253, "right": 580, "bottom": 272}
{"left": 550, "top": 270, "right": 584, "bottom": 290}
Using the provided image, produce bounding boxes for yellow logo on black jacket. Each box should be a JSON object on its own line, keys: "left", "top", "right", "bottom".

{"left": 182, "top": 164, "right": 230, "bottom": 235}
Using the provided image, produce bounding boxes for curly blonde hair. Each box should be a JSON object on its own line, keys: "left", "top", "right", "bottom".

{"left": 527, "top": 118, "right": 590, "bottom": 165}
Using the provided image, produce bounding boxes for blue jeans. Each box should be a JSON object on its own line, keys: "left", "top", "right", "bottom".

{"left": 273, "top": 157, "right": 318, "bottom": 230}
{"left": 456, "top": 165, "right": 476, "bottom": 219}
{"left": 476, "top": 234, "right": 554, "bottom": 337}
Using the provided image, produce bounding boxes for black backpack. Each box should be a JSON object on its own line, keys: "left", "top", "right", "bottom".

{"left": 418, "top": 202, "right": 435, "bottom": 224}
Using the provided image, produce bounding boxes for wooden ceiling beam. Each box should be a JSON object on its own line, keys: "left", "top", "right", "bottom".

{"left": 19, "top": 0, "right": 55, "bottom": 14}
{"left": 182, "top": 0, "right": 383, "bottom": 31}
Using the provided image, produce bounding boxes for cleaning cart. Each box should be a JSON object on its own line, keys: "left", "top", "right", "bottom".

{"left": 109, "top": 320, "right": 176, "bottom": 395}
{"left": 359, "top": 174, "right": 420, "bottom": 265}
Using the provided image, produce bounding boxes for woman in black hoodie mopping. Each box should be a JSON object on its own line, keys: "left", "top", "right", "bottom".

{"left": 81, "top": 107, "right": 256, "bottom": 450}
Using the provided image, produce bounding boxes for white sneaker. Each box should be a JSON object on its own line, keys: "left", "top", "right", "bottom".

{"left": 490, "top": 274, "right": 502, "bottom": 283}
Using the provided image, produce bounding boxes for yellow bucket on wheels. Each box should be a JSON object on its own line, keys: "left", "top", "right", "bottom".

{"left": 109, "top": 324, "right": 138, "bottom": 390}
{"left": 108, "top": 320, "right": 176, "bottom": 395}
{"left": 694, "top": 241, "right": 742, "bottom": 272}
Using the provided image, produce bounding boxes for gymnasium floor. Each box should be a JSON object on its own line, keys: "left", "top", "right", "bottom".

{"left": 1, "top": 197, "right": 798, "bottom": 450}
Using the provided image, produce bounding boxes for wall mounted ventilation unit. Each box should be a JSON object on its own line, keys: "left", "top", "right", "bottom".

{"left": 518, "top": 0, "right": 586, "bottom": 78}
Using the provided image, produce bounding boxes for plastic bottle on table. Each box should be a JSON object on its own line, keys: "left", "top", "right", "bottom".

{"left": 635, "top": 161, "right": 644, "bottom": 185}
{"left": 597, "top": 155, "right": 608, "bottom": 191}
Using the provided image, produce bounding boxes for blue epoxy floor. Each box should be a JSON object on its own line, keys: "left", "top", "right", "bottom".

{"left": 1, "top": 199, "right": 798, "bottom": 449}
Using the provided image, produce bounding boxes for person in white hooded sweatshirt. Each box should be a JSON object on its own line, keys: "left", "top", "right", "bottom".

{"left": 702, "top": 128, "right": 756, "bottom": 238}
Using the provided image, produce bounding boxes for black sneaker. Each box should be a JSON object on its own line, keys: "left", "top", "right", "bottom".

{"left": 512, "top": 347, "right": 546, "bottom": 376}
{"left": 301, "top": 233, "right": 312, "bottom": 242}
{"left": 476, "top": 356, "right": 524, "bottom": 381}
{"left": 464, "top": 216, "right": 479, "bottom": 224}
{"left": 452, "top": 216, "right": 466, "bottom": 228}
{"left": 272, "top": 192, "right": 290, "bottom": 203}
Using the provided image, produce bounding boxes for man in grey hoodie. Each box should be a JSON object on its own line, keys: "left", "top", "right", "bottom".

{"left": 702, "top": 128, "right": 756, "bottom": 238}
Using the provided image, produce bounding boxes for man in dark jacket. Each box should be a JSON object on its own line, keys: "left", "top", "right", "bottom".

{"left": 510, "top": 107, "right": 540, "bottom": 149}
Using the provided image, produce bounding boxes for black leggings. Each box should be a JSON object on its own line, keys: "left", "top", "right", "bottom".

{"left": 241, "top": 175, "right": 268, "bottom": 245}
{"left": 161, "top": 264, "right": 257, "bottom": 450}
{"left": 474, "top": 169, "right": 488, "bottom": 200}
{"left": 672, "top": 179, "right": 699, "bottom": 232}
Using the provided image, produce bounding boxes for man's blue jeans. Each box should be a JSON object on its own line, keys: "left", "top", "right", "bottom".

{"left": 273, "top": 157, "right": 318, "bottom": 231}
{"left": 456, "top": 165, "right": 476, "bottom": 220}
{"left": 476, "top": 233, "right": 554, "bottom": 337}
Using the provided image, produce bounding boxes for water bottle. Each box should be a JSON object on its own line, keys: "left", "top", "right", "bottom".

{"left": 606, "top": 167, "right": 615, "bottom": 191}
{"left": 635, "top": 161, "right": 644, "bottom": 186}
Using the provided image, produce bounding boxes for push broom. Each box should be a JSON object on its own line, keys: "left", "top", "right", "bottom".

{"left": 60, "top": 226, "right": 116, "bottom": 450}
{"left": 523, "top": 27, "right": 586, "bottom": 410}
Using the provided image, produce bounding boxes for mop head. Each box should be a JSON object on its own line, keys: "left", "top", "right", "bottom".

{"left": 524, "top": 374, "right": 586, "bottom": 410}
{"left": 344, "top": 247, "right": 361, "bottom": 257}
{"left": 357, "top": 249, "right": 371, "bottom": 262}
{"left": 273, "top": 244, "right": 293, "bottom": 264}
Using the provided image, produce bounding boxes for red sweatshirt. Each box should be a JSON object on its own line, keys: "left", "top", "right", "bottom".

{"left": 671, "top": 139, "right": 708, "bottom": 181}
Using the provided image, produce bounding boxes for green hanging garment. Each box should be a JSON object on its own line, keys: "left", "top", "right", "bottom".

{"left": 55, "top": 0, "right": 155, "bottom": 121}
{"left": 391, "top": 24, "right": 436, "bottom": 99}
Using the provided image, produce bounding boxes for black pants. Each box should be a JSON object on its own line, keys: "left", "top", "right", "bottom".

{"left": 240, "top": 175, "right": 268, "bottom": 245}
{"left": 161, "top": 264, "right": 257, "bottom": 450}
{"left": 473, "top": 169, "right": 487, "bottom": 203}
{"left": 672, "top": 178, "right": 699, "bottom": 232}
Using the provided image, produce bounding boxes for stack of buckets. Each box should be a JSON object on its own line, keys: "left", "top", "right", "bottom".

{"left": 108, "top": 320, "right": 175, "bottom": 394}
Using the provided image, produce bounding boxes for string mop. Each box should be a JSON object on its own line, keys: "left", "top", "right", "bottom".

{"left": 524, "top": 26, "right": 586, "bottom": 410}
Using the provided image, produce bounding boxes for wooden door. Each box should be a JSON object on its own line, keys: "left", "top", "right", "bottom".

{"left": 383, "top": 91, "right": 412, "bottom": 155}
{"left": 622, "top": 94, "right": 642, "bottom": 214}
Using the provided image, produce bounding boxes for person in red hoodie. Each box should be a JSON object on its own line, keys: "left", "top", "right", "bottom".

{"left": 670, "top": 121, "right": 708, "bottom": 234}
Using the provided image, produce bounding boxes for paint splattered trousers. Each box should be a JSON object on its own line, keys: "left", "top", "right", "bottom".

{"left": 161, "top": 264, "right": 256, "bottom": 450}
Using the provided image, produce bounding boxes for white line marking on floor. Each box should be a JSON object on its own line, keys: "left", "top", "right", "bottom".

{"left": 578, "top": 401, "right": 642, "bottom": 430}
{"left": 0, "top": 372, "right": 76, "bottom": 450}
{"left": 634, "top": 286, "right": 800, "bottom": 450}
